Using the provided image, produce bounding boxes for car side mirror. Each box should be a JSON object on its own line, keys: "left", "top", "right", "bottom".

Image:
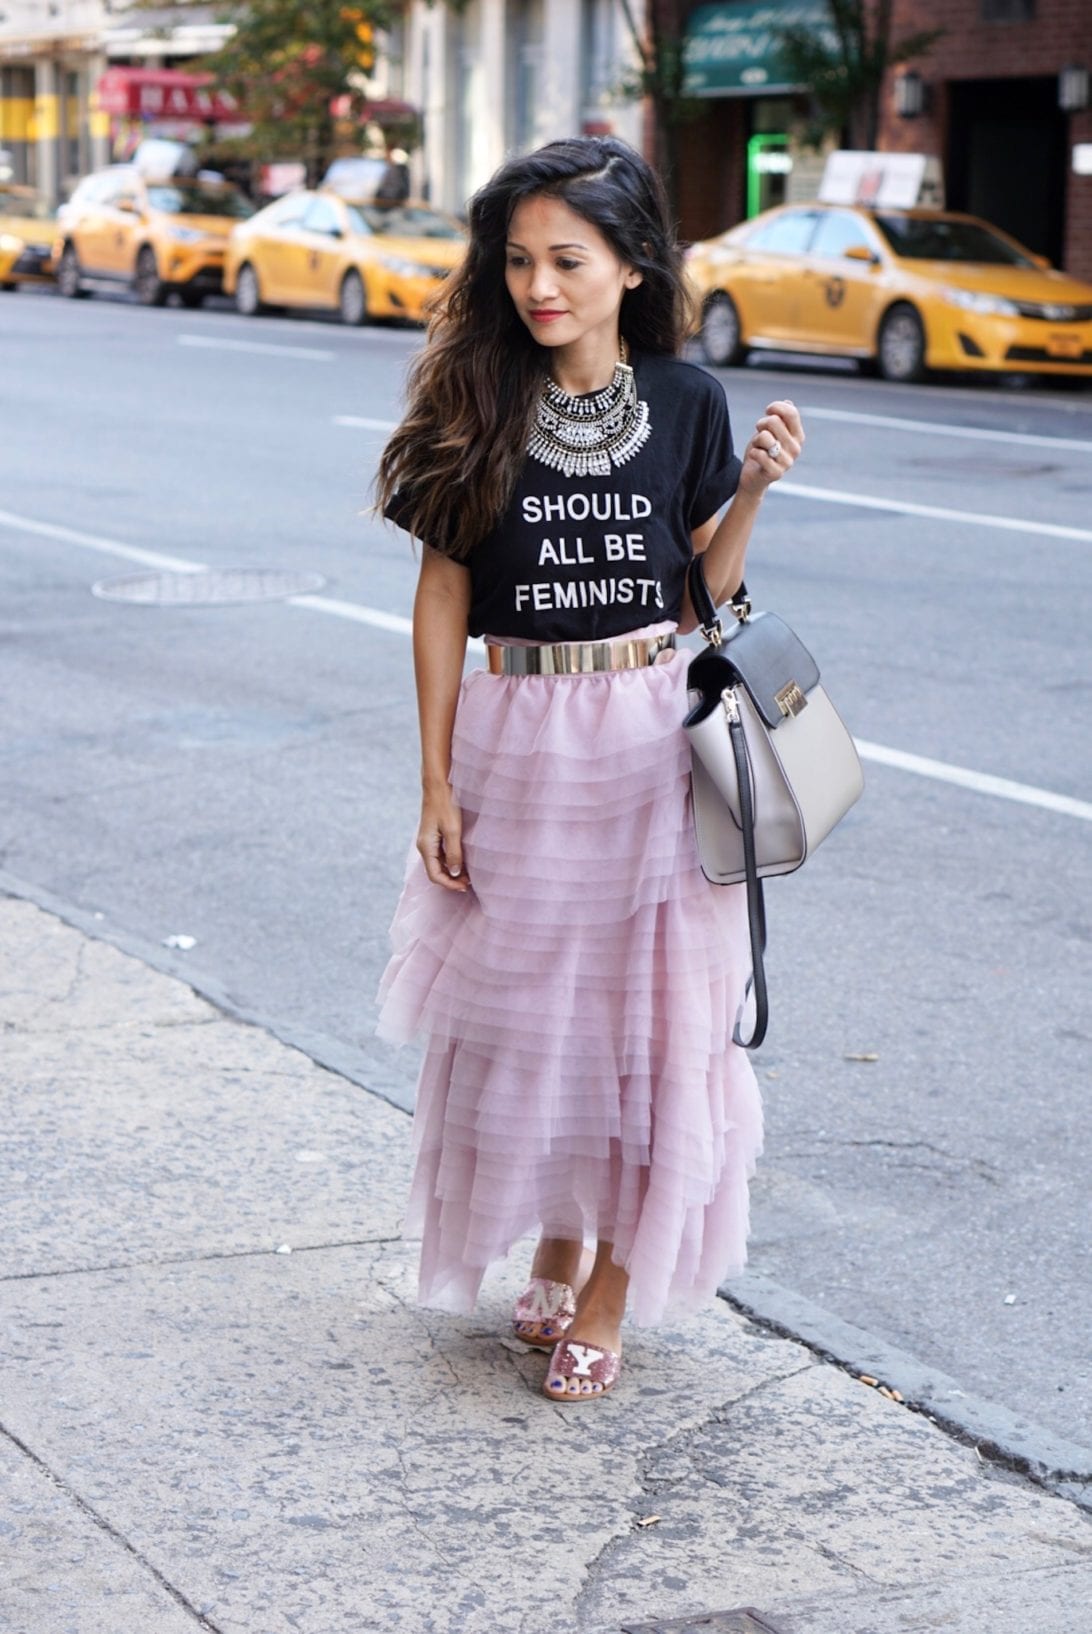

{"left": 844, "top": 244, "right": 879, "bottom": 264}
{"left": 117, "top": 198, "right": 139, "bottom": 214}
{"left": 1031, "top": 252, "right": 1051, "bottom": 270}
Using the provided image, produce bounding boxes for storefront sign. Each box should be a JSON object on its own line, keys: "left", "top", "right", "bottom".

{"left": 97, "top": 69, "right": 245, "bottom": 125}
{"left": 682, "top": 0, "right": 837, "bottom": 97}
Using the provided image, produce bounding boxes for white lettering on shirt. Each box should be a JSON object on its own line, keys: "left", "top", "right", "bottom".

{"left": 511, "top": 577, "right": 664, "bottom": 612}
{"left": 603, "top": 533, "right": 647, "bottom": 562}
{"left": 512, "top": 491, "right": 663, "bottom": 623}
{"left": 539, "top": 537, "right": 593, "bottom": 566}
{"left": 522, "top": 491, "right": 652, "bottom": 524}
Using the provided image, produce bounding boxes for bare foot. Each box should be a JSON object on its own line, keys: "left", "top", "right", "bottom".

{"left": 529, "top": 1238, "right": 594, "bottom": 1291}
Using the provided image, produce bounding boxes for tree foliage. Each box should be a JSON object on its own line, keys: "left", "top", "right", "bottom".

{"left": 196, "top": 0, "right": 394, "bottom": 178}
{"left": 773, "top": 0, "right": 943, "bottom": 151}
{"left": 613, "top": 0, "right": 705, "bottom": 207}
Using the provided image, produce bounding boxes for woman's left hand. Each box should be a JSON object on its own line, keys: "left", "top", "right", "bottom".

{"left": 738, "top": 399, "right": 805, "bottom": 498}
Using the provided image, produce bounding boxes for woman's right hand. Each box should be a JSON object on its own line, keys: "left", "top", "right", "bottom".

{"left": 417, "top": 785, "right": 470, "bottom": 893}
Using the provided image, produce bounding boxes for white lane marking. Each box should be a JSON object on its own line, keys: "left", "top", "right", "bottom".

{"left": 335, "top": 417, "right": 1092, "bottom": 540}
{"left": 799, "top": 405, "right": 1092, "bottom": 455}
{"left": 177, "top": 334, "right": 336, "bottom": 362}
{"left": 179, "top": 313, "right": 418, "bottom": 346}
{"left": 0, "top": 507, "right": 1083, "bottom": 820}
{"left": 0, "top": 509, "right": 207, "bottom": 573}
{"left": 288, "top": 594, "right": 412, "bottom": 635}
{"left": 288, "top": 591, "right": 486, "bottom": 654}
{"left": 774, "top": 480, "right": 1092, "bottom": 542}
{"left": 856, "top": 740, "right": 1092, "bottom": 823}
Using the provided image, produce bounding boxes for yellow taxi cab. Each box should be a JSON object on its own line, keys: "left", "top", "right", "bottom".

{"left": 687, "top": 203, "right": 1092, "bottom": 382}
{"left": 0, "top": 184, "right": 57, "bottom": 289}
{"left": 53, "top": 166, "right": 255, "bottom": 306}
{"left": 223, "top": 190, "right": 465, "bottom": 323}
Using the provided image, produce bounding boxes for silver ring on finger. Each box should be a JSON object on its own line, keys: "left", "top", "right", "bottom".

{"left": 767, "top": 439, "right": 782, "bottom": 461}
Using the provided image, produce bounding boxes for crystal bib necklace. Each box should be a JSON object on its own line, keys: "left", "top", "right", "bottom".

{"left": 527, "top": 339, "right": 652, "bottom": 478}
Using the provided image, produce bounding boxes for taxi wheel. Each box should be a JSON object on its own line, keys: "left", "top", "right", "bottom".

{"left": 135, "top": 246, "right": 167, "bottom": 307}
{"left": 700, "top": 293, "right": 746, "bottom": 368}
{"left": 0, "top": 281, "right": 15, "bottom": 292}
{"left": 57, "top": 243, "right": 88, "bottom": 299}
{"left": 339, "top": 269, "right": 369, "bottom": 327}
{"left": 235, "top": 263, "right": 266, "bottom": 317}
{"left": 877, "top": 304, "right": 927, "bottom": 383}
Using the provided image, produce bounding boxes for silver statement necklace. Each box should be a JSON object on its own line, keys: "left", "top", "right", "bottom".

{"left": 527, "top": 339, "right": 652, "bottom": 479}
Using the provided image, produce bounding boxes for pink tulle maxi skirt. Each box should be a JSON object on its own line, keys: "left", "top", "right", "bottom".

{"left": 376, "top": 623, "right": 764, "bottom": 1328}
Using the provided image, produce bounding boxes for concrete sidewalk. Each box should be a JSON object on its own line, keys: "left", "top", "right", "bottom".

{"left": 2, "top": 891, "right": 1089, "bottom": 1634}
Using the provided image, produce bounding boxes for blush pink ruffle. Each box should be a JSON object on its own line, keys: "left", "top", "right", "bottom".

{"left": 376, "top": 644, "right": 763, "bottom": 1328}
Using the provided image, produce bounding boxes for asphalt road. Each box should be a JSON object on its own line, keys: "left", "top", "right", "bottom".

{"left": 2, "top": 286, "right": 1090, "bottom": 1457}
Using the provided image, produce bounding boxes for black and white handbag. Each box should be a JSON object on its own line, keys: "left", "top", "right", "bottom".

{"left": 683, "top": 555, "right": 864, "bottom": 1049}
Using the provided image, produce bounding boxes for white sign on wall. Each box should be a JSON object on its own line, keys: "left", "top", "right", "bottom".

{"left": 1073, "top": 145, "right": 1092, "bottom": 176}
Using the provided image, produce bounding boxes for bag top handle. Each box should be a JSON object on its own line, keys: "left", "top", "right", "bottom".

{"left": 687, "top": 555, "right": 751, "bottom": 649}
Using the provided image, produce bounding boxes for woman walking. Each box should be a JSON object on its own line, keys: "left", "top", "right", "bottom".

{"left": 376, "top": 136, "right": 804, "bottom": 1402}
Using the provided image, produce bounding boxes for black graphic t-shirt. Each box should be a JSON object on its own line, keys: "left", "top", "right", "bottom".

{"left": 385, "top": 351, "right": 742, "bottom": 642}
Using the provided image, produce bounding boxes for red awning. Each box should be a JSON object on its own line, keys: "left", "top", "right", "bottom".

{"left": 329, "top": 94, "right": 418, "bottom": 125}
{"left": 96, "top": 68, "right": 246, "bottom": 125}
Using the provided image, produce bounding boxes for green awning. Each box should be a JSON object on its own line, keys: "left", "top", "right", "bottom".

{"left": 682, "top": 0, "right": 837, "bottom": 98}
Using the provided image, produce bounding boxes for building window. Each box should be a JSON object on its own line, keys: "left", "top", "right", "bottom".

{"left": 581, "top": 0, "right": 617, "bottom": 111}
{"left": 981, "top": 0, "right": 1035, "bottom": 21}
{"left": 507, "top": 0, "right": 544, "bottom": 152}
{"left": 65, "top": 69, "right": 81, "bottom": 184}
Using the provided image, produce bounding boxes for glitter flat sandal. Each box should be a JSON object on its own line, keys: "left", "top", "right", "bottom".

{"left": 543, "top": 1338, "right": 622, "bottom": 1402}
{"left": 512, "top": 1277, "right": 577, "bottom": 1349}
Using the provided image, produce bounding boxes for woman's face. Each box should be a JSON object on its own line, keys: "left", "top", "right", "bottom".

{"left": 504, "top": 194, "right": 642, "bottom": 353}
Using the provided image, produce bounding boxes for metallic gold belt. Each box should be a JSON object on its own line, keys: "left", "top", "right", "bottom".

{"left": 486, "top": 632, "right": 676, "bottom": 677}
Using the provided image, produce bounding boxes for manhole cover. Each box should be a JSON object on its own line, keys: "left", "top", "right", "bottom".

{"left": 92, "top": 568, "right": 327, "bottom": 605}
{"left": 621, "top": 1611, "right": 789, "bottom": 1634}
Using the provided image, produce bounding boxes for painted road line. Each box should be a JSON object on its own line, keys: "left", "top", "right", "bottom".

{"left": 774, "top": 480, "right": 1092, "bottom": 542}
{"left": 335, "top": 418, "right": 1092, "bottom": 539}
{"left": 0, "top": 507, "right": 1083, "bottom": 820}
{"left": 855, "top": 740, "right": 1092, "bottom": 823}
{"left": 0, "top": 509, "right": 207, "bottom": 574}
{"left": 177, "top": 335, "right": 337, "bottom": 362}
{"left": 799, "top": 405, "right": 1092, "bottom": 455}
{"left": 288, "top": 592, "right": 486, "bottom": 654}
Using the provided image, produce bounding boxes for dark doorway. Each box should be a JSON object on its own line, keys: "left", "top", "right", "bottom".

{"left": 946, "top": 77, "right": 1068, "bottom": 266}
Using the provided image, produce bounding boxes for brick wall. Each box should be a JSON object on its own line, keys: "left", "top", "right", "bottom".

{"left": 674, "top": 97, "right": 747, "bottom": 242}
{"left": 1067, "top": 107, "right": 1092, "bottom": 277}
{"left": 658, "top": 0, "right": 1092, "bottom": 273}
{"left": 877, "top": 0, "right": 1092, "bottom": 277}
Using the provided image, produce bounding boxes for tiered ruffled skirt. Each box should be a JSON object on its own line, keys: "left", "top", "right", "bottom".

{"left": 376, "top": 630, "right": 763, "bottom": 1328}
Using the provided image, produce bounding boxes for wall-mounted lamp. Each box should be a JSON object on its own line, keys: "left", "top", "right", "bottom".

{"left": 1059, "top": 64, "right": 1090, "bottom": 113}
{"left": 894, "top": 71, "right": 927, "bottom": 120}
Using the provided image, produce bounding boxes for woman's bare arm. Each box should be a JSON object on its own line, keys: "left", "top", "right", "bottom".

{"left": 678, "top": 399, "right": 805, "bottom": 633}
{"left": 413, "top": 546, "right": 472, "bottom": 893}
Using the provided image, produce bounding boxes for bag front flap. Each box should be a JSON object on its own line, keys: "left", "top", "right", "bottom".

{"left": 687, "top": 612, "right": 820, "bottom": 730}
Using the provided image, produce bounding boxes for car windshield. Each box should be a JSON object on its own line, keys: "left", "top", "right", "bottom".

{"left": 146, "top": 184, "right": 255, "bottom": 219}
{"left": 0, "top": 187, "right": 53, "bottom": 220}
{"left": 873, "top": 214, "right": 1034, "bottom": 266}
{"left": 351, "top": 202, "right": 463, "bottom": 240}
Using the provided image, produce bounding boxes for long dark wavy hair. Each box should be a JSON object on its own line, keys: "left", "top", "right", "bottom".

{"left": 375, "top": 136, "right": 694, "bottom": 560}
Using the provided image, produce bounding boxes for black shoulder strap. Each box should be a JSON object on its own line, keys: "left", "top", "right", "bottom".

{"left": 687, "top": 554, "right": 749, "bottom": 644}
{"left": 688, "top": 554, "right": 768, "bottom": 1049}
{"left": 728, "top": 706, "right": 769, "bottom": 1050}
